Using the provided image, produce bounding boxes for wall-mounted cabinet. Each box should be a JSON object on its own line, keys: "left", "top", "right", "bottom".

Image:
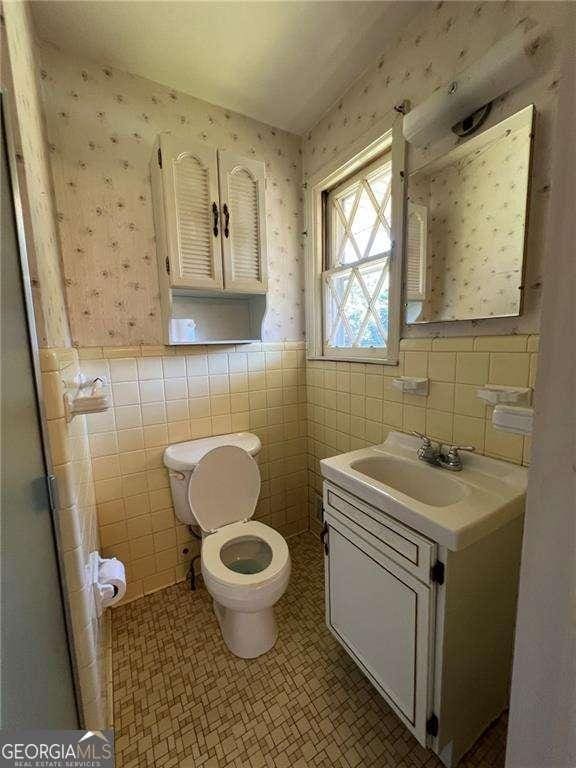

{"left": 151, "top": 134, "right": 268, "bottom": 345}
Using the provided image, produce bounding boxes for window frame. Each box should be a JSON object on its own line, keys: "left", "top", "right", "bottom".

{"left": 305, "top": 118, "right": 406, "bottom": 365}
{"left": 323, "top": 150, "right": 393, "bottom": 355}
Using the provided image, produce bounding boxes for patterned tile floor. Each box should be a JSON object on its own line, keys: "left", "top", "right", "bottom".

{"left": 112, "top": 533, "right": 507, "bottom": 767}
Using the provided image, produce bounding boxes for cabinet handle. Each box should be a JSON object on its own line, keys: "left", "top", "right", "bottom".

{"left": 223, "top": 203, "right": 230, "bottom": 238}
{"left": 320, "top": 522, "right": 329, "bottom": 555}
{"left": 212, "top": 202, "right": 219, "bottom": 237}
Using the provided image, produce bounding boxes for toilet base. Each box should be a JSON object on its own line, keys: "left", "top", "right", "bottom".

{"left": 213, "top": 600, "right": 278, "bottom": 659}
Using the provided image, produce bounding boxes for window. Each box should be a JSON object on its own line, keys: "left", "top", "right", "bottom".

{"left": 323, "top": 152, "right": 392, "bottom": 352}
{"left": 305, "top": 121, "right": 405, "bottom": 364}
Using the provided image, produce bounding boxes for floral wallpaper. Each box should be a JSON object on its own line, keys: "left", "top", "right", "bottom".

{"left": 32, "top": 1, "right": 567, "bottom": 347}
{"left": 409, "top": 118, "right": 532, "bottom": 323}
{"left": 3, "top": 3, "right": 71, "bottom": 348}
{"left": 37, "top": 43, "right": 304, "bottom": 348}
{"left": 303, "top": 0, "right": 567, "bottom": 338}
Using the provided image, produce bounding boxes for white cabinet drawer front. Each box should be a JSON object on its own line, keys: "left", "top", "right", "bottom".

{"left": 324, "top": 482, "right": 435, "bottom": 584}
{"left": 326, "top": 522, "right": 432, "bottom": 746}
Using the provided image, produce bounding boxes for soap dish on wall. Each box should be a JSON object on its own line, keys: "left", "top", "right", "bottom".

{"left": 492, "top": 405, "right": 534, "bottom": 435}
{"left": 392, "top": 377, "right": 429, "bottom": 396}
{"left": 476, "top": 384, "right": 532, "bottom": 406}
{"left": 64, "top": 375, "right": 110, "bottom": 423}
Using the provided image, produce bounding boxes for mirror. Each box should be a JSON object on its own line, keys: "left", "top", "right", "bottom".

{"left": 404, "top": 105, "right": 534, "bottom": 325}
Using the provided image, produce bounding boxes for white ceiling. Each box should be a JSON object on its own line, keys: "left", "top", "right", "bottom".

{"left": 30, "top": 1, "right": 423, "bottom": 135}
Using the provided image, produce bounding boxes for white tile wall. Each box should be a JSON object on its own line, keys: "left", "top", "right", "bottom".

{"left": 78, "top": 342, "right": 309, "bottom": 604}
{"left": 307, "top": 335, "right": 539, "bottom": 534}
{"left": 39, "top": 348, "right": 106, "bottom": 729}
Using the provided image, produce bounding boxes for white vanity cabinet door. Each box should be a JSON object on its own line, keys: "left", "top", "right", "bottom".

{"left": 218, "top": 151, "right": 268, "bottom": 293}
{"left": 325, "top": 517, "right": 434, "bottom": 746}
{"left": 159, "top": 134, "right": 224, "bottom": 290}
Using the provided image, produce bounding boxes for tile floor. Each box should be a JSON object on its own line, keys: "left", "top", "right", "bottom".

{"left": 112, "top": 534, "right": 507, "bottom": 767}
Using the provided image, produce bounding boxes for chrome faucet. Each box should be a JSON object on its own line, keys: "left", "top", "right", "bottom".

{"left": 412, "top": 432, "right": 475, "bottom": 472}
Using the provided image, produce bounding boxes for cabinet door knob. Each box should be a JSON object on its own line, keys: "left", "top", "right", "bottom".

{"left": 223, "top": 203, "right": 230, "bottom": 238}
{"left": 212, "top": 201, "right": 219, "bottom": 237}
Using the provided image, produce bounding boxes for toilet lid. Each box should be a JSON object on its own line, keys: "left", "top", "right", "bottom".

{"left": 187, "top": 445, "right": 261, "bottom": 533}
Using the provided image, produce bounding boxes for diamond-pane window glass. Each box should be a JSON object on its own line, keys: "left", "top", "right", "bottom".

{"left": 323, "top": 150, "right": 392, "bottom": 353}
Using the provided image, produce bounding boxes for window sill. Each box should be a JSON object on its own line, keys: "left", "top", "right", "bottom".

{"left": 306, "top": 354, "right": 399, "bottom": 367}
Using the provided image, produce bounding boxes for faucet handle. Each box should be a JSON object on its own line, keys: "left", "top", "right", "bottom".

{"left": 413, "top": 432, "right": 442, "bottom": 464}
{"left": 412, "top": 431, "right": 432, "bottom": 444}
{"left": 438, "top": 443, "right": 476, "bottom": 471}
{"left": 448, "top": 444, "right": 476, "bottom": 454}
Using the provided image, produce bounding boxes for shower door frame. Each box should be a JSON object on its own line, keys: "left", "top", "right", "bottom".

{"left": 1, "top": 89, "right": 81, "bottom": 726}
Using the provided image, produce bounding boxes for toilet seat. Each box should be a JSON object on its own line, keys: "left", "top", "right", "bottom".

{"left": 202, "top": 520, "right": 289, "bottom": 588}
{"left": 191, "top": 445, "right": 290, "bottom": 588}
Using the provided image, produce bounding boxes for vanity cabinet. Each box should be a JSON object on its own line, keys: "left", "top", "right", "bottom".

{"left": 323, "top": 484, "right": 437, "bottom": 745}
{"left": 322, "top": 480, "right": 523, "bottom": 768}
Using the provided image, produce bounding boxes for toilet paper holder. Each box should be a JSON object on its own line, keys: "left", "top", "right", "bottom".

{"left": 88, "top": 551, "right": 126, "bottom": 615}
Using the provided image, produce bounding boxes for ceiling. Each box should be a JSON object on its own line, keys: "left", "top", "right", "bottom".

{"left": 30, "top": 1, "right": 423, "bottom": 135}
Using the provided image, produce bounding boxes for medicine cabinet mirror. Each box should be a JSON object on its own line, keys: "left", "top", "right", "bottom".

{"left": 404, "top": 104, "right": 534, "bottom": 325}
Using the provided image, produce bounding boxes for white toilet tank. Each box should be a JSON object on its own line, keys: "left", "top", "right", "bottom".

{"left": 163, "top": 433, "right": 261, "bottom": 526}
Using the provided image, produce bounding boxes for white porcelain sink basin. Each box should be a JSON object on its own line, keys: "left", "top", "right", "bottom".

{"left": 320, "top": 431, "right": 528, "bottom": 550}
{"left": 350, "top": 455, "right": 467, "bottom": 507}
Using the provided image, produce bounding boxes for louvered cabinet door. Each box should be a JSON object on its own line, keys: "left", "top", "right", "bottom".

{"left": 218, "top": 151, "right": 268, "bottom": 293}
{"left": 160, "top": 135, "right": 223, "bottom": 290}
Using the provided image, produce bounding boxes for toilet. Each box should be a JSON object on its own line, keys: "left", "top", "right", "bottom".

{"left": 164, "top": 433, "right": 291, "bottom": 659}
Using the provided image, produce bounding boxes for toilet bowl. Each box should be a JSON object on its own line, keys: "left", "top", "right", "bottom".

{"left": 164, "top": 433, "right": 291, "bottom": 659}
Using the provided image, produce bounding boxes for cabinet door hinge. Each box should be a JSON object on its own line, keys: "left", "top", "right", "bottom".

{"left": 46, "top": 474, "right": 59, "bottom": 512}
{"left": 426, "top": 714, "right": 439, "bottom": 737}
{"left": 157, "top": 147, "right": 162, "bottom": 168}
{"left": 165, "top": 257, "right": 170, "bottom": 275}
{"left": 320, "top": 522, "right": 329, "bottom": 555}
{"left": 431, "top": 560, "right": 445, "bottom": 585}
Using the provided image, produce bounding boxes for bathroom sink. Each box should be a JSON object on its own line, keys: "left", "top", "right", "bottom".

{"left": 320, "top": 431, "right": 528, "bottom": 550}
{"left": 350, "top": 455, "right": 466, "bottom": 507}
